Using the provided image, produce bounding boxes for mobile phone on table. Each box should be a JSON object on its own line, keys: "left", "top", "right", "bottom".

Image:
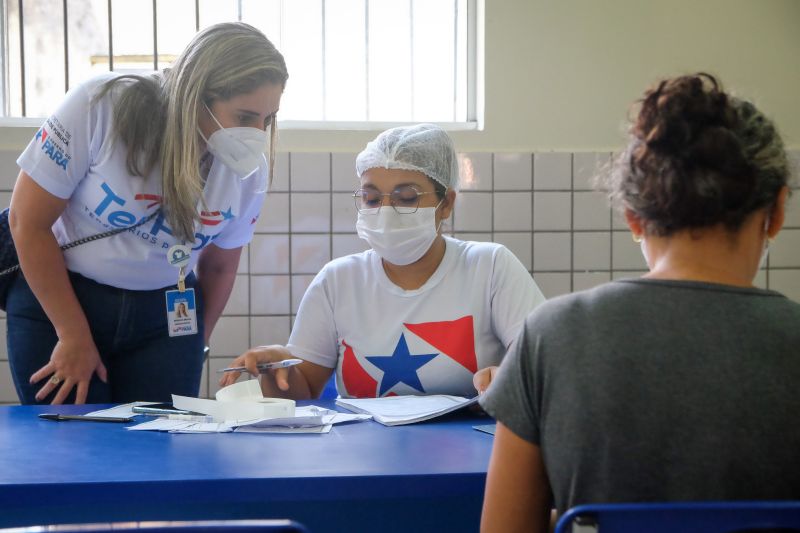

{"left": 131, "top": 403, "right": 196, "bottom": 416}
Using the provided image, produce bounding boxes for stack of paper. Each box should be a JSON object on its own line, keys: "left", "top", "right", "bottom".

{"left": 84, "top": 381, "right": 372, "bottom": 434}
{"left": 125, "top": 406, "right": 370, "bottom": 434}
{"left": 336, "top": 394, "right": 478, "bottom": 426}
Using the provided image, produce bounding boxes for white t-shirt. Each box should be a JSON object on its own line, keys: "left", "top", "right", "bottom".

{"left": 287, "top": 237, "right": 547, "bottom": 398}
{"left": 16, "top": 73, "right": 267, "bottom": 290}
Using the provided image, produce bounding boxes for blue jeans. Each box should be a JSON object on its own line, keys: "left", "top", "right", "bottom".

{"left": 6, "top": 271, "right": 205, "bottom": 404}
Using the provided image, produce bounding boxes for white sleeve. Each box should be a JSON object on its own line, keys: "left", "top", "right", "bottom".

{"left": 212, "top": 187, "right": 266, "bottom": 249}
{"left": 285, "top": 267, "right": 340, "bottom": 368}
{"left": 16, "top": 80, "right": 100, "bottom": 200}
{"left": 490, "top": 246, "right": 547, "bottom": 348}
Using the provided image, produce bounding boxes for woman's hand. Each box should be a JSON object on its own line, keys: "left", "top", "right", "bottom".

{"left": 218, "top": 344, "right": 296, "bottom": 390}
{"left": 30, "top": 335, "right": 108, "bottom": 404}
{"left": 473, "top": 366, "right": 498, "bottom": 394}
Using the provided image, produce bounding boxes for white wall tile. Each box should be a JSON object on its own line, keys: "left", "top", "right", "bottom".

{"left": 250, "top": 316, "right": 292, "bottom": 346}
{"left": 532, "top": 272, "right": 571, "bottom": 299}
{"left": 573, "top": 152, "right": 611, "bottom": 191}
{"left": 0, "top": 151, "right": 20, "bottom": 190}
{"left": 249, "top": 234, "right": 290, "bottom": 274}
{"left": 332, "top": 234, "right": 369, "bottom": 259}
{"left": 291, "top": 234, "right": 331, "bottom": 274}
{"left": 458, "top": 152, "right": 493, "bottom": 191}
{"left": 250, "top": 275, "right": 291, "bottom": 315}
{"left": 332, "top": 152, "right": 359, "bottom": 191}
{"left": 494, "top": 192, "right": 532, "bottom": 231}
{"left": 533, "top": 232, "right": 571, "bottom": 271}
{"left": 237, "top": 246, "right": 249, "bottom": 275}
{"left": 454, "top": 192, "right": 493, "bottom": 232}
{"left": 208, "top": 357, "right": 239, "bottom": 397}
{"left": 222, "top": 274, "right": 249, "bottom": 316}
{"left": 332, "top": 192, "right": 358, "bottom": 232}
{"left": 256, "top": 192, "right": 289, "bottom": 233}
{"left": 573, "top": 232, "right": 611, "bottom": 271}
{"left": 770, "top": 229, "right": 800, "bottom": 267}
{"left": 611, "top": 231, "right": 648, "bottom": 270}
{"left": 611, "top": 207, "right": 628, "bottom": 230}
{"left": 208, "top": 316, "right": 250, "bottom": 356}
{"left": 290, "top": 152, "right": 330, "bottom": 191}
{"left": 493, "top": 232, "right": 532, "bottom": 270}
{"left": 291, "top": 193, "right": 331, "bottom": 232}
{"left": 783, "top": 189, "right": 800, "bottom": 228}
{"left": 0, "top": 361, "right": 18, "bottom": 403}
{"left": 292, "top": 275, "right": 316, "bottom": 314}
{"left": 493, "top": 153, "right": 531, "bottom": 190}
{"left": 199, "top": 361, "right": 209, "bottom": 399}
{"left": 534, "top": 153, "right": 571, "bottom": 190}
{"left": 611, "top": 270, "right": 647, "bottom": 281}
{"left": 573, "top": 191, "right": 611, "bottom": 230}
{"left": 769, "top": 269, "right": 800, "bottom": 303}
{"left": 533, "top": 192, "right": 571, "bottom": 230}
{"left": 753, "top": 269, "right": 767, "bottom": 289}
{"left": 270, "top": 152, "right": 290, "bottom": 192}
{"left": 573, "top": 271, "right": 611, "bottom": 292}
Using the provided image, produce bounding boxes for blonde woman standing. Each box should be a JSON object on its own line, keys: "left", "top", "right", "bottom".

{"left": 7, "top": 22, "right": 288, "bottom": 405}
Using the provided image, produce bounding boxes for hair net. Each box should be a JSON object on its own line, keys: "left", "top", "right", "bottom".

{"left": 356, "top": 123, "right": 459, "bottom": 190}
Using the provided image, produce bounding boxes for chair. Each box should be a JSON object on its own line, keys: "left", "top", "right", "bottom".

{"left": 555, "top": 501, "right": 800, "bottom": 533}
{"left": 0, "top": 520, "right": 309, "bottom": 533}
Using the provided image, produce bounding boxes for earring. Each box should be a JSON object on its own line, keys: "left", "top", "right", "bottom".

{"left": 632, "top": 233, "right": 642, "bottom": 243}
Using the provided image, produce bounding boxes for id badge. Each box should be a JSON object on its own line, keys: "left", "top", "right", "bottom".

{"left": 165, "top": 288, "right": 199, "bottom": 337}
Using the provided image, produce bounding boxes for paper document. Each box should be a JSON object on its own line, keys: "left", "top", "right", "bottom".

{"left": 126, "top": 405, "right": 370, "bottom": 434}
{"left": 336, "top": 395, "right": 478, "bottom": 426}
{"left": 85, "top": 402, "right": 152, "bottom": 419}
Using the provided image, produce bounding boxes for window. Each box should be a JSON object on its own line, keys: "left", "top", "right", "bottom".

{"left": 0, "top": 0, "right": 477, "bottom": 125}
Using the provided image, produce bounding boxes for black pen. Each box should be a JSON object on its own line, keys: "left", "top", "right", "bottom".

{"left": 39, "top": 413, "right": 133, "bottom": 423}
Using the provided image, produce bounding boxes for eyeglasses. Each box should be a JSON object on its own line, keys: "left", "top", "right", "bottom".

{"left": 352, "top": 185, "right": 437, "bottom": 214}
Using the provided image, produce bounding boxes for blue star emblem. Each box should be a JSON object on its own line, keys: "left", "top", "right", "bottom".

{"left": 366, "top": 333, "right": 438, "bottom": 396}
{"left": 221, "top": 207, "right": 234, "bottom": 220}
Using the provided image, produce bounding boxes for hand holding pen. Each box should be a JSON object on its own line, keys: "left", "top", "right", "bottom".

{"left": 218, "top": 345, "right": 302, "bottom": 390}
{"left": 217, "top": 358, "right": 303, "bottom": 374}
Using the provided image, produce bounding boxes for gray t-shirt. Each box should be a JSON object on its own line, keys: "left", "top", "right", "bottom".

{"left": 480, "top": 278, "right": 800, "bottom": 514}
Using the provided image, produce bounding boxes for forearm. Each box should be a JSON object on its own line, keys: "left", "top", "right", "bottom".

{"left": 12, "top": 225, "right": 90, "bottom": 339}
{"left": 195, "top": 246, "right": 241, "bottom": 344}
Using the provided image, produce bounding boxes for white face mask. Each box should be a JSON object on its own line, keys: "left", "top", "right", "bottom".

{"left": 356, "top": 206, "right": 441, "bottom": 266}
{"left": 199, "top": 104, "right": 267, "bottom": 178}
{"left": 640, "top": 238, "right": 650, "bottom": 269}
{"left": 759, "top": 216, "right": 771, "bottom": 270}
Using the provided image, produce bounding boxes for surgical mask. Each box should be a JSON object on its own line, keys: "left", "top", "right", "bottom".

{"left": 759, "top": 216, "right": 771, "bottom": 270}
{"left": 356, "top": 206, "right": 441, "bottom": 266}
{"left": 640, "top": 239, "right": 650, "bottom": 269}
{"left": 199, "top": 104, "right": 267, "bottom": 178}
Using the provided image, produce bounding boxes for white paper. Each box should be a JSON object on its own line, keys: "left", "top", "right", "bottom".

{"left": 125, "top": 405, "right": 370, "bottom": 434}
{"left": 336, "top": 395, "right": 478, "bottom": 426}
{"left": 84, "top": 402, "right": 151, "bottom": 419}
{"left": 171, "top": 380, "right": 296, "bottom": 422}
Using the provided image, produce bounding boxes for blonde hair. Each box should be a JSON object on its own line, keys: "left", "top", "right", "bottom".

{"left": 101, "top": 22, "right": 288, "bottom": 242}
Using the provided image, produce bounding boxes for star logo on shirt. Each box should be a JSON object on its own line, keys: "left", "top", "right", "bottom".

{"left": 221, "top": 207, "right": 234, "bottom": 220}
{"left": 366, "top": 333, "right": 438, "bottom": 396}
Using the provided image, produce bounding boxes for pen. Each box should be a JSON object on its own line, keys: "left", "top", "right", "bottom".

{"left": 217, "top": 358, "right": 304, "bottom": 373}
{"left": 39, "top": 413, "right": 133, "bottom": 423}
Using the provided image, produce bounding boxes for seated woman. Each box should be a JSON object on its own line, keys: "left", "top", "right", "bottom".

{"left": 478, "top": 73, "right": 800, "bottom": 533}
{"left": 220, "top": 123, "right": 546, "bottom": 398}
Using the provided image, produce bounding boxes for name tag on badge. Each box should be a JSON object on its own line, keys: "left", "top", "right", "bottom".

{"left": 165, "top": 288, "right": 199, "bottom": 337}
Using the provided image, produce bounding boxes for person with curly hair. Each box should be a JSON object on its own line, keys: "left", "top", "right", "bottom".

{"left": 479, "top": 73, "right": 799, "bottom": 533}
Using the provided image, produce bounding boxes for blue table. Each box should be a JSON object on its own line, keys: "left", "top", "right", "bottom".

{"left": 0, "top": 401, "right": 494, "bottom": 533}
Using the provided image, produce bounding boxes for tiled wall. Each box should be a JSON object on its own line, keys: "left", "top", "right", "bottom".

{"left": 1, "top": 150, "right": 799, "bottom": 404}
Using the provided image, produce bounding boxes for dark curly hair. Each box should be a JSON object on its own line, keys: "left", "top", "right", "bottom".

{"left": 604, "top": 73, "right": 790, "bottom": 236}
